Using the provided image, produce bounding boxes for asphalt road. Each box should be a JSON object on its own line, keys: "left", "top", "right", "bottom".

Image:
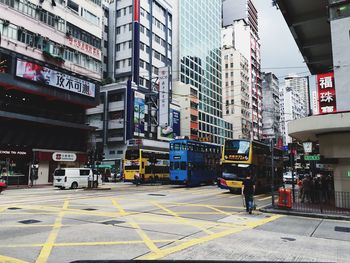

{"left": 0, "top": 183, "right": 349, "bottom": 263}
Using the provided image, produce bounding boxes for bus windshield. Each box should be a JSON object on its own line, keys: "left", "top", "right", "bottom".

{"left": 222, "top": 164, "right": 250, "bottom": 179}
{"left": 125, "top": 149, "right": 139, "bottom": 160}
{"left": 224, "top": 140, "right": 250, "bottom": 160}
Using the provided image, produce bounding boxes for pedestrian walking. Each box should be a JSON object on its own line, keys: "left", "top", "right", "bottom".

{"left": 134, "top": 172, "right": 141, "bottom": 186}
{"left": 313, "top": 175, "right": 322, "bottom": 204}
{"left": 29, "top": 168, "right": 35, "bottom": 187}
{"left": 301, "top": 175, "right": 311, "bottom": 203}
{"left": 298, "top": 177, "right": 303, "bottom": 200}
{"left": 321, "top": 174, "right": 329, "bottom": 203}
{"left": 241, "top": 174, "right": 255, "bottom": 214}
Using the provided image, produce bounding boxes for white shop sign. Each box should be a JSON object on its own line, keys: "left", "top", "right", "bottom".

{"left": 52, "top": 152, "right": 77, "bottom": 162}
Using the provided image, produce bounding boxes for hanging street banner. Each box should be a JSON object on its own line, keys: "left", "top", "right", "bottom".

{"left": 134, "top": 91, "right": 145, "bottom": 137}
{"left": 159, "top": 67, "right": 169, "bottom": 128}
{"left": 16, "top": 59, "right": 96, "bottom": 98}
{"left": 317, "top": 72, "right": 336, "bottom": 114}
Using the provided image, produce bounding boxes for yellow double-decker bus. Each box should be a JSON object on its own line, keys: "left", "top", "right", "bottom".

{"left": 123, "top": 149, "right": 169, "bottom": 183}
{"left": 218, "top": 139, "right": 283, "bottom": 193}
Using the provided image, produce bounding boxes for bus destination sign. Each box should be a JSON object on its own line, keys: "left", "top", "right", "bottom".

{"left": 225, "top": 154, "right": 249, "bottom": 161}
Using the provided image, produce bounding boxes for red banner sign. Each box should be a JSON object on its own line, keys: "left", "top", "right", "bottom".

{"left": 317, "top": 72, "right": 337, "bottom": 114}
{"left": 67, "top": 37, "right": 101, "bottom": 60}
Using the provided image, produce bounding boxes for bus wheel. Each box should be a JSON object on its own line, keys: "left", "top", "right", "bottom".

{"left": 229, "top": 189, "right": 238, "bottom": 194}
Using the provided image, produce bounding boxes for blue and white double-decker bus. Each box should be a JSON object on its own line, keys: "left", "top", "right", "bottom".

{"left": 169, "top": 139, "right": 221, "bottom": 186}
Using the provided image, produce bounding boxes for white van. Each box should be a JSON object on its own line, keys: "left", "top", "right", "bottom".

{"left": 53, "top": 168, "right": 101, "bottom": 189}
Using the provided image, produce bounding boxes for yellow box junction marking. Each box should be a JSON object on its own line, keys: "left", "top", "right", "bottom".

{"left": 0, "top": 254, "right": 29, "bottom": 263}
{"left": 35, "top": 200, "right": 69, "bottom": 263}
{"left": 151, "top": 202, "right": 214, "bottom": 235}
{"left": 111, "top": 199, "right": 160, "bottom": 253}
{"left": 139, "top": 214, "right": 283, "bottom": 260}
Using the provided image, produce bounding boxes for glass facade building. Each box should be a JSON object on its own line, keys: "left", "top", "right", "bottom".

{"left": 174, "top": 0, "right": 233, "bottom": 144}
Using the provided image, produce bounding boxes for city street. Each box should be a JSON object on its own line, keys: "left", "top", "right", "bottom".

{"left": 0, "top": 184, "right": 349, "bottom": 263}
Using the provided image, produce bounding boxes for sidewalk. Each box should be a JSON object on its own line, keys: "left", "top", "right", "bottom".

{"left": 260, "top": 205, "right": 350, "bottom": 221}
{"left": 5, "top": 184, "right": 52, "bottom": 190}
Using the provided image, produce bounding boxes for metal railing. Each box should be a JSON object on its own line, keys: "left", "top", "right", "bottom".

{"left": 292, "top": 189, "right": 350, "bottom": 215}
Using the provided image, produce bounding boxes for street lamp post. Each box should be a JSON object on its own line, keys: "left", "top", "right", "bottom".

{"left": 270, "top": 139, "right": 275, "bottom": 208}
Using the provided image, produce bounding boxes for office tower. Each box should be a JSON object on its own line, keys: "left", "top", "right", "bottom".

{"left": 172, "top": 0, "right": 233, "bottom": 144}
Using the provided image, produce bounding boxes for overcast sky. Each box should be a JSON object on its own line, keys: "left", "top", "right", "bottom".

{"left": 254, "top": 1, "right": 313, "bottom": 84}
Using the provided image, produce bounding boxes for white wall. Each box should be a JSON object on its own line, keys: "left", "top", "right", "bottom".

{"left": 332, "top": 16, "right": 350, "bottom": 111}
{"left": 37, "top": 161, "right": 49, "bottom": 185}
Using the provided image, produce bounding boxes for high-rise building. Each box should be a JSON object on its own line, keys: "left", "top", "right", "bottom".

{"left": 106, "top": 0, "right": 172, "bottom": 86}
{"left": 222, "top": 46, "right": 251, "bottom": 139}
{"left": 280, "top": 74, "right": 309, "bottom": 144}
{"left": 262, "top": 72, "right": 281, "bottom": 139}
{"left": 172, "top": 0, "right": 233, "bottom": 144}
{"left": 0, "top": 0, "right": 103, "bottom": 185}
{"left": 105, "top": 0, "right": 173, "bottom": 142}
{"left": 87, "top": 0, "right": 176, "bottom": 165}
{"left": 222, "top": 0, "right": 262, "bottom": 140}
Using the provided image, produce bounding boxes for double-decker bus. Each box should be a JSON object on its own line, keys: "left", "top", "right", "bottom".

{"left": 169, "top": 139, "right": 221, "bottom": 186}
{"left": 123, "top": 149, "right": 169, "bottom": 183}
{"left": 218, "top": 139, "right": 283, "bottom": 193}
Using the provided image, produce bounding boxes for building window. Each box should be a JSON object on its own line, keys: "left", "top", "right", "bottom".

{"left": 67, "top": 0, "right": 79, "bottom": 13}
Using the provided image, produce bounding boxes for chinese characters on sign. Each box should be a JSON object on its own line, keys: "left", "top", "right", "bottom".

{"left": 317, "top": 72, "right": 336, "bottom": 114}
{"left": 67, "top": 37, "right": 101, "bottom": 60}
{"left": 225, "top": 154, "right": 249, "bottom": 161}
{"left": 16, "top": 59, "right": 96, "bottom": 98}
{"left": 158, "top": 67, "right": 169, "bottom": 128}
{"left": 52, "top": 152, "right": 77, "bottom": 162}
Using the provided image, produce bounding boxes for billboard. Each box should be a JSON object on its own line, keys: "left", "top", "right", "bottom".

{"left": 159, "top": 67, "right": 169, "bottom": 127}
{"left": 134, "top": 91, "right": 145, "bottom": 137}
{"left": 16, "top": 59, "right": 95, "bottom": 98}
{"left": 158, "top": 109, "right": 181, "bottom": 141}
{"left": 317, "top": 72, "right": 336, "bottom": 114}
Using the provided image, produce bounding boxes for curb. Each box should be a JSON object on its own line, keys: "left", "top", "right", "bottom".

{"left": 260, "top": 206, "right": 350, "bottom": 221}
{"left": 83, "top": 187, "right": 112, "bottom": 191}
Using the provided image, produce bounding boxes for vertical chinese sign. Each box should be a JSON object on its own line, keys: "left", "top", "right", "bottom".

{"left": 317, "top": 72, "right": 337, "bottom": 114}
{"left": 159, "top": 67, "right": 169, "bottom": 127}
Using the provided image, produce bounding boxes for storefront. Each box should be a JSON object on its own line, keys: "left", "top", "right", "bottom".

{"left": 0, "top": 147, "right": 32, "bottom": 186}
{"left": 33, "top": 150, "right": 88, "bottom": 185}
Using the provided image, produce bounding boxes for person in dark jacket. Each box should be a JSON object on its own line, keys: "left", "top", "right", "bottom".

{"left": 241, "top": 174, "right": 255, "bottom": 214}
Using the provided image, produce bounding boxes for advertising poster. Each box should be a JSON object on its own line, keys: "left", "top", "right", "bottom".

{"left": 317, "top": 72, "right": 336, "bottom": 114}
{"left": 158, "top": 109, "right": 181, "bottom": 141}
{"left": 134, "top": 91, "right": 145, "bottom": 137}
{"left": 16, "top": 59, "right": 95, "bottom": 98}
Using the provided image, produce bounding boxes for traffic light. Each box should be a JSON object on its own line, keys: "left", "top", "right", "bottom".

{"left": 88, "top": 150, "right": 94, "bottom": 165}
{"left": 96, "top": 150, "right": 105, "bottom": 162}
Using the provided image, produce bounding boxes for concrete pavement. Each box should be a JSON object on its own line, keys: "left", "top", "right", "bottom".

{"left": 0, "top": 183, "right": 349, "bottom": 262}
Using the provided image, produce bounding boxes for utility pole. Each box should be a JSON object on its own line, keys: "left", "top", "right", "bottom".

{"left": 271, "top": 139, "right": 275, "bottom": 208}
{"left": 290, "top": 143, "right": 296, "bottom": 202}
